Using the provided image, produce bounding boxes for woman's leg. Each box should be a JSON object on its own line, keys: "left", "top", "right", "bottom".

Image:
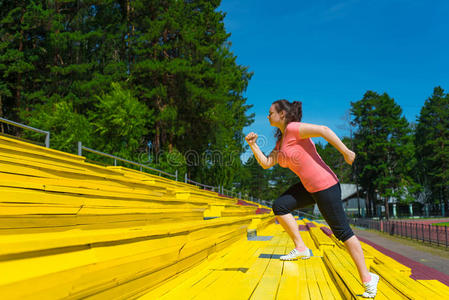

{"left": 272, "top": 182, "right": 315, "bottom": 251}
{"left": 313, "top": 183, "right": 371, "bottom": 283}
{"left": 276, "top": 213, "right": 306, "bottom": 250}
{"left": 344, "top": 235, "right": 371, "bottom": 282}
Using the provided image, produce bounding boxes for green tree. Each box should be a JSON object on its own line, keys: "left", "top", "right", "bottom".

{"left": 88, "top": 82, "right": 154, "bottom": 160}
{"left": 415, "top": 86, "right": 449, "bottom": 212}
{"left": 19, "top": 98, "right": 93, "bottom": 152}
{"left": 129, "top": 0, "right": 253, "bottom": 186}
{"left": 316, "top": 138, "right": 353, "bottom": 183}
{"left": 351, "top": 91, "right": 416, "bottom": 218}
{"left": 1, "top": 0, "right": 255, "bottom": 197}
{"left": 0, "top": 0, "right": 50, "bottom": 121}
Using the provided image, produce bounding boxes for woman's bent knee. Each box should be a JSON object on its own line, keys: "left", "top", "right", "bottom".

{"left": 334, "top": 228, "right": 355, "bottom": 243}
{"left": 272, "top": 197, "right": 291, "bottom": 216}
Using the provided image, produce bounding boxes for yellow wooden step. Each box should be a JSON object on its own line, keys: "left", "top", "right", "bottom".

{"left": 0, "top": 218, "right": 252, "bottom": 299}
{"left": 417, "top": 279, "right": 449, "bottom": 298}
{"left": 0, "top": 135, "right": 85, "bottom": 163}
{"left": 371, "top": 262, "right": 441, "bottom": 299}
{"left": 360, "top": 243, "right": 411, "bottom": 276}
{"left": 309, "top": 226, "right": 336, "bottom": 249}
{"left": 323, "top": 248, "right": 405, "bottom": 299}
{"left": 0, "top": 215, "right": 255, "bottom": 256}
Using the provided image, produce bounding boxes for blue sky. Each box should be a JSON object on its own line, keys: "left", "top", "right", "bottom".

{"left": 217, "top": 0, "right": 449, "bottom": 160}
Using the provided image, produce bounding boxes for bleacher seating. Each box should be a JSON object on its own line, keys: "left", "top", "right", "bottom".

{"left": 0, "top": 135, "right": 273, "bottom": 299}
{"left": 1, "top": 134, "right": 447, "bottom": 299}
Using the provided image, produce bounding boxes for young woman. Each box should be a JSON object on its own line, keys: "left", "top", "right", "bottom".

{"left": 245, "top": 99, "right": 379, "bottom": 298}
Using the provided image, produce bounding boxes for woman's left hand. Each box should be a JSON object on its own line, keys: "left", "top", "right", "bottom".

{"left": 344, "top": 150, "right": 356, "bottom": 165}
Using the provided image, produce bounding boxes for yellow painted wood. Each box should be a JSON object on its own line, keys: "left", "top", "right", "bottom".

{"left": 417, "top": 280, "right": 449, "bottom": 298}
{"left": 277, "top": 259, "right": 310, "bottom": 299}
{"left": 359, "top": 242, "right": 411, "bottom": 276}
{"left": 0, "top": 215, "right": 253, "bottom": 256}
{"left": 0, "top": 148, "right": 86, "bottom": 172}
{"left": 309, "top": 227, "right": 335, "bottom": 248}
{"left": 317, "top": 257, "right": 345, "bottom": 300}
{"left": 215, "top": 235, "right": 282, "bottom": 299}
{"left": 324, "top": 248, "right": 367, "bottom": 299}
{"left": 339, "top": 247, "right": 404, "bottom": 299}
{"left": 0, "top": 136, "right": 85, "bottom": 163}
{"left": 249, "top": 243, "right": 287, "bottom": 299}
{"left": 0, "top": 172, "right": 167, "bottom": 197}
{"left": 299, "top": 231, "right": 319, "bottom": 252}
{"left": 308, "top": 258, "right": 338, "bottom": 299}
{"left": 171, "top": 239, "right": 259, "bottom": 299}
{"left": 372, "top": 263, "right": 440, "bottom": 299}
{"left": 137, "top": 234, "right": 254, "bottom": 299}
{"left": 304, "top": 259, "right": 324, "bottom": 299}
{"left": 0, "top": 220, "right": 251, "bottom": 299}
{"left": 1, "top": 137, "right": 429, "bottom": 300}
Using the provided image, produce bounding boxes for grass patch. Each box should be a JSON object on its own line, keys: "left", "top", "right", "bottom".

{"left": 433, "top": 222, "right": 449, "bottom": 227}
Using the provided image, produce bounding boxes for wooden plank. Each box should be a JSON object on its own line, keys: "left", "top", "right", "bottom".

{"left": 0, "top": 136, "right": 85, "bottom": 162}
{"left": 0, "top": 186, "right": 207, "bottom": 210}
{"left": 304, "top": 259, "right": 324, "bottom": 299}
{"left": 0, "top": 216, "right": 253, "bottom": 256}
{"left": 0, "top": 221, "right": 250, "bottom": 299}
{"left": 147, "top": 229, "right": 258, "bottom": 299}
{"left": 335, "top": 248, "right": 405, "bottom": 300}
{"left": 317, "top": 257, "right": 345, "bottom": 300}
{"left": 211, "top": 234, "right": 283, "bottom": 299}
{"left": 372, "top": 263, "right": 440, "bottom": 299}
{"left": 308, "top": 258, "right": 338, "bottom": 299}
{"left": 249, "top": 242, "right": 287, "bottom": 300}
{"left": 417, "top": 280, "right": 449, "bottom": 298}
{"left": 324, "top": 248, "right": 372, "bottom": 299}
{"left": 359, "top": 242, "right": 411, "bottom": 275}
{"left": 277, "top": 259, "right": 310, "bottom": 300}
{"left": 166, "top": 238, "right": 260, "bottom": 299}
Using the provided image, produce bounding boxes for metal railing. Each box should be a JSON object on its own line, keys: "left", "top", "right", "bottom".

{"left": 350, "top": 218, "right": 449, "bottom": 248}
{"left": 0, "top": 118, "right": 271, "bottom": 205}
{"left": 76, "top": 142, "right": 270, "bottom": 205}
{"left": 78, "top": 141, "right": 178, "bottom": 180}
{"left": 0, "top": 117, "right": 50, "bottom": 147}
{"left": 220, "top": 186, "right": 241, "bottom": 199}
{"left": 184, "top": 174, "right": 216, "bottom": 191}
{"left": 296, "top": 210, "right": 321, "bottom": 220}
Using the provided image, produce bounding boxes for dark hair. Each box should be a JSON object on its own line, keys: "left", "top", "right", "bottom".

{"left": 272, "top": 99, "right": 302, "bottom": 142}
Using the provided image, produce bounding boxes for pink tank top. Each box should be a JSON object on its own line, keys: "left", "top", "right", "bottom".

{"left": 275, "top": 122, "right": 339, "bottom": 193}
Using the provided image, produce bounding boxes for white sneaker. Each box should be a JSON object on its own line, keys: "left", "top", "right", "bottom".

{"left": 280, "top": 248, "right": 311, "bottom": 260}
{"left": 362, "top": 272, "right": 380, "bottom": 298}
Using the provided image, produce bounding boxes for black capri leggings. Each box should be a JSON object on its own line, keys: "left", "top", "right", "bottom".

{"left": 272, "top": 181, "right": 354, "bottom": 242}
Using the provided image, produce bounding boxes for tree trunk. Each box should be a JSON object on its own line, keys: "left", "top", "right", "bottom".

{"left": 16, "top": 10, "right": 25, "bottom": 117}
{"left": 0, "top": 95, "right": 3, "bottom": 133}
{"left": 365, "top": 194, "right": 371, "bottom": 217}
{"left": 155, "top": 121, "right": 160, "bottom": 155}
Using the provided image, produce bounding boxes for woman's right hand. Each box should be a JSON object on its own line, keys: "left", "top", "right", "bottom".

{"left": 245, "top": 132, "right": 258, "bottom": 146}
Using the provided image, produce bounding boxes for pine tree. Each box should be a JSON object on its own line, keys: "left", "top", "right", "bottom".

{"left": 316, "top": 138, "right": 353, "bottom": 183}
{"left": 351, "top": 91, "right": 416, "bottom": 218}
{"left": 415, "top": 86, "right": 449, "bottom": 212}
{"left": 0, "top": 0, "right": 50, "bottom": 121}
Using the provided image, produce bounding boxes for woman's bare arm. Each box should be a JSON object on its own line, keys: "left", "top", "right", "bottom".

{"left": 245, "top": 132, "right": 278, "bottom": 169}
{"left": 297, "top": 123, "right": 356, "bottom": 165}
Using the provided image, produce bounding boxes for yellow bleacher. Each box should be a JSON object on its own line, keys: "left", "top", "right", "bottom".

{"left": 0, "top": 135, "right": 273, "bottom": 299}
{"left": 1, "top": 134, "right": 447, "bottom": 299}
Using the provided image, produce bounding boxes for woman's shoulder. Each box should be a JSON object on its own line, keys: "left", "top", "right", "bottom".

{"left": 286, "top": 121, "right": 302, "bottom": 131}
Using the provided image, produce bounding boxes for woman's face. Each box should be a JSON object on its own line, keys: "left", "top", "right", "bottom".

{"left": 267, "top": 104, "right": 285, "bottom": 127}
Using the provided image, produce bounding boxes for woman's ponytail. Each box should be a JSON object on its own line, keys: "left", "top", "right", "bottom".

{"left": 291, "top": 101, "right": 302, "bottom": 123}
